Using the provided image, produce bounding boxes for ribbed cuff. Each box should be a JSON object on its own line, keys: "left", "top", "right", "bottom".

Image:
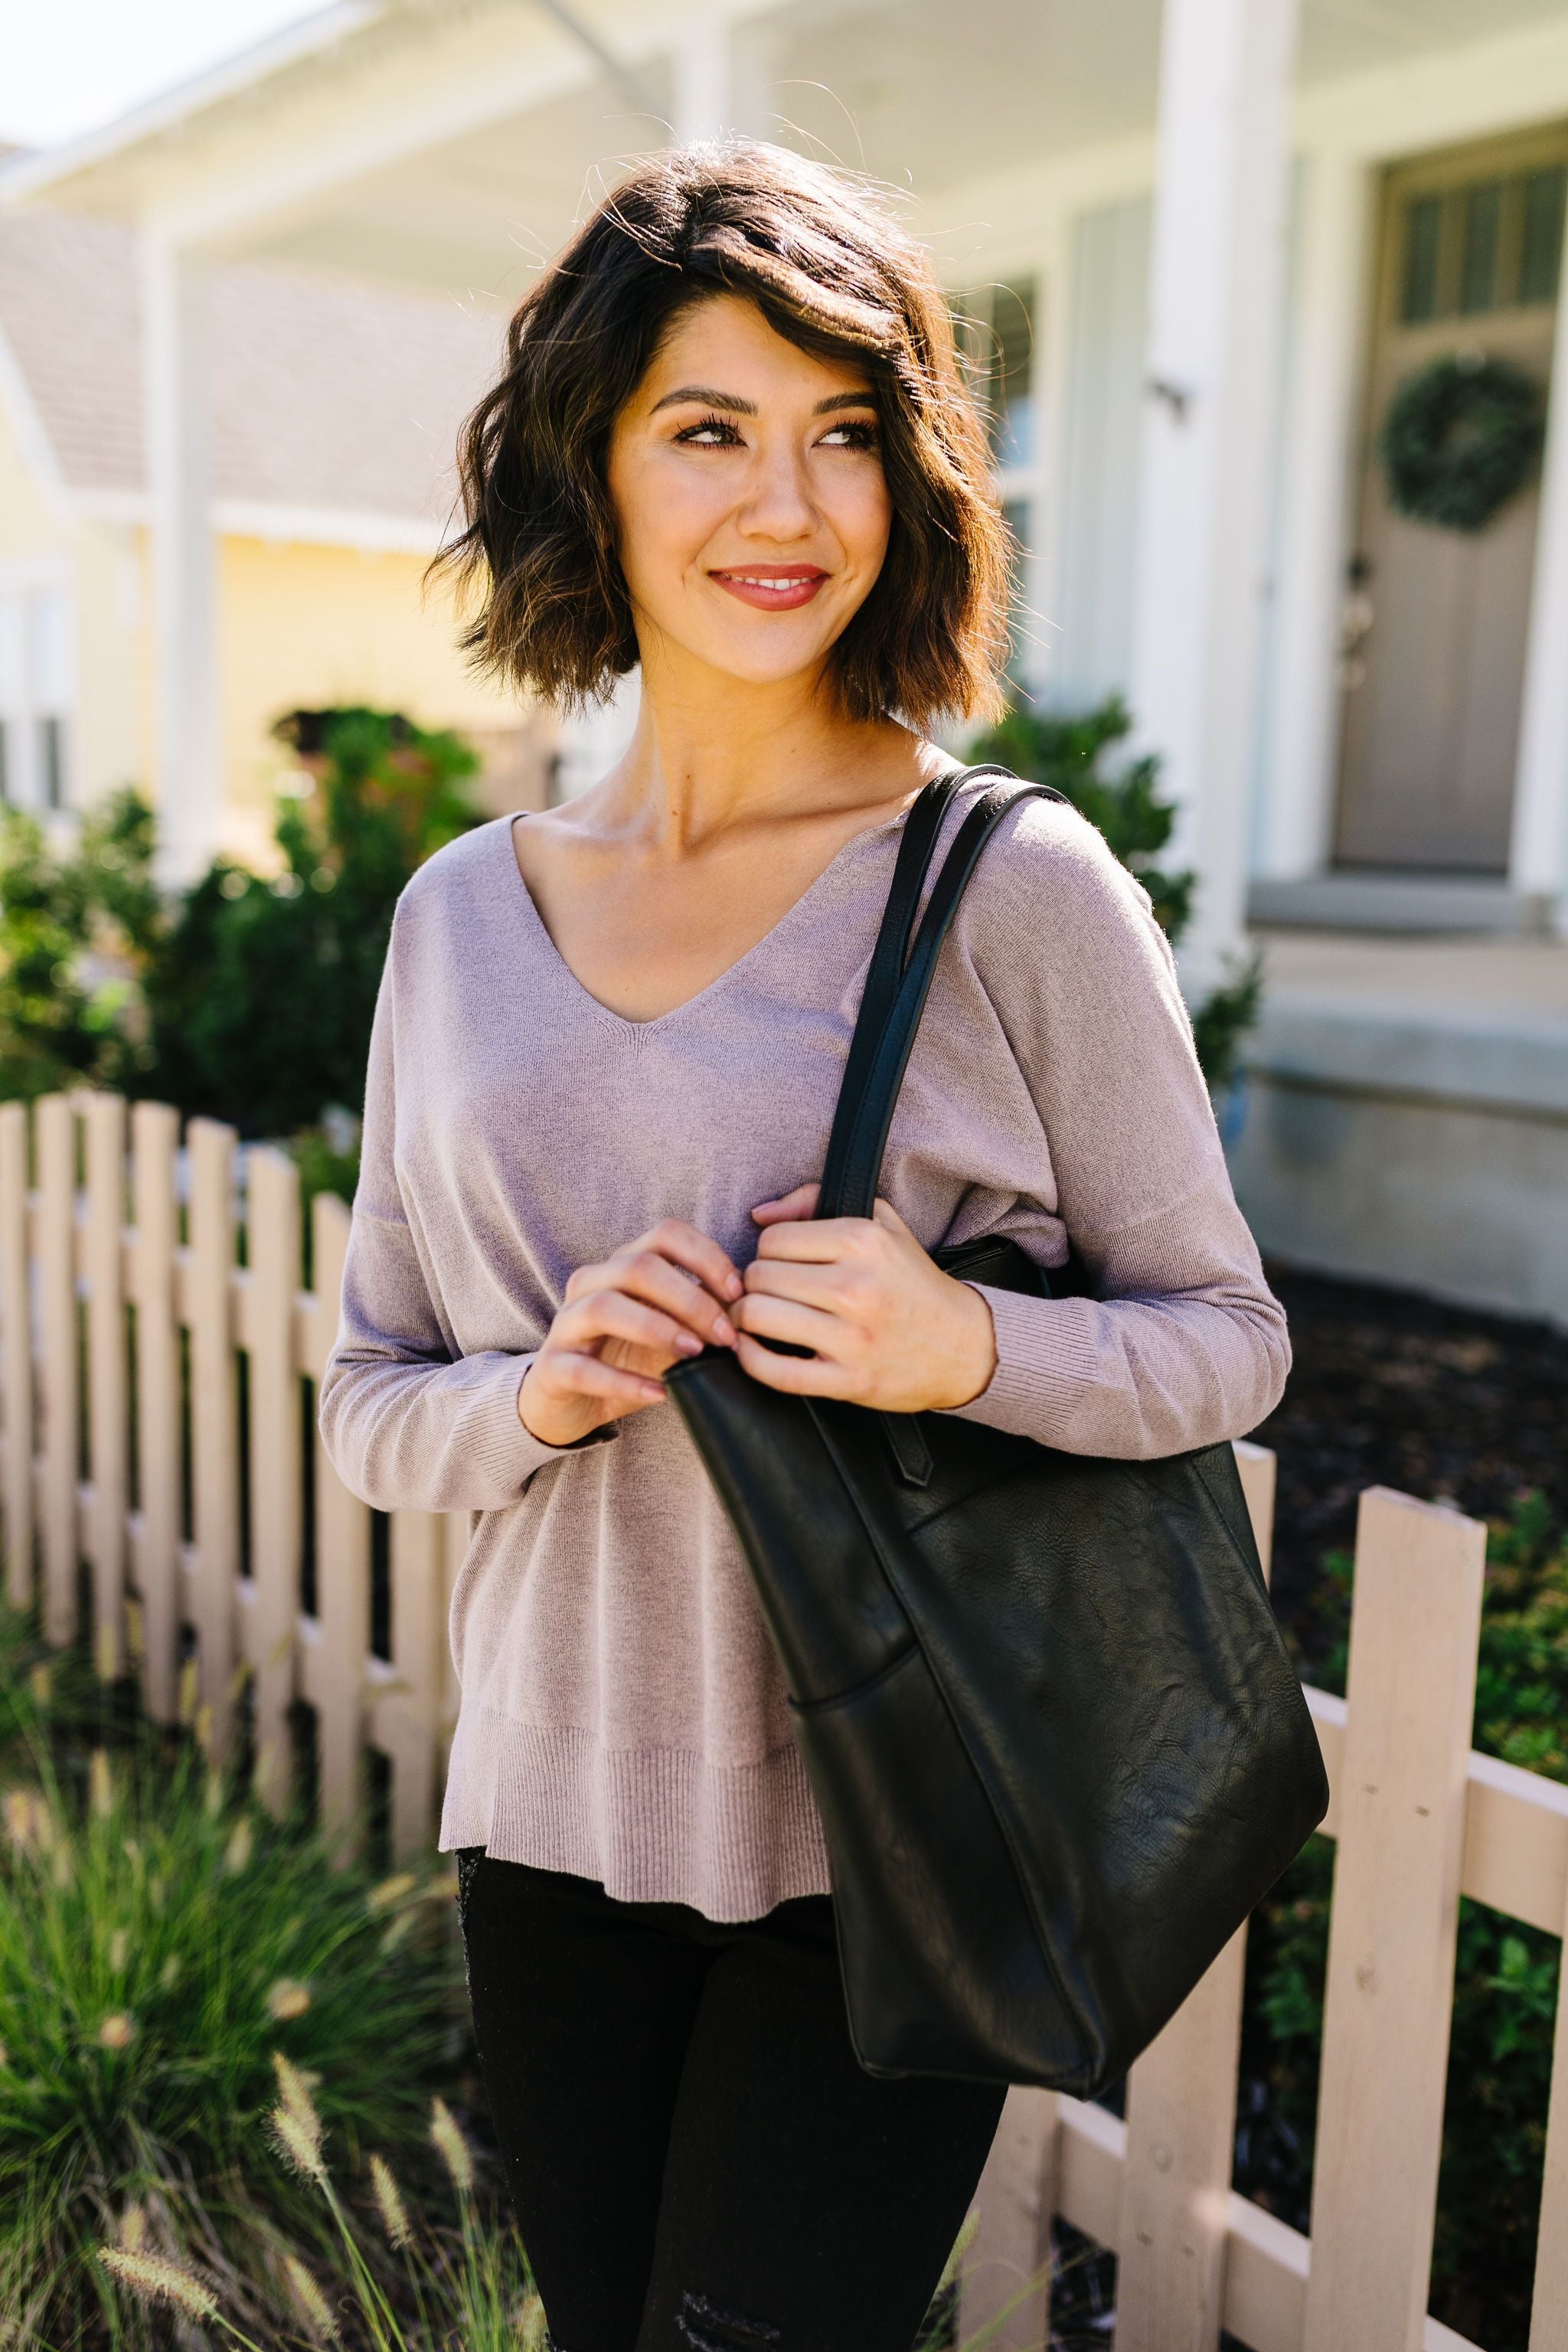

{"left": 939, "top": 1283, "right": 1103, "bottom": 1449}
{"left": 465, "top": 1353, "right": 619, "bottom": 1498}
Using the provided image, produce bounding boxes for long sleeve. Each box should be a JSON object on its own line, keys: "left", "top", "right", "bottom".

{"left": 937, "top": 801, "right": 1289, "bottom": 1462}
{"left": 317, "top": 920, "right": 609, "bottom": 1513}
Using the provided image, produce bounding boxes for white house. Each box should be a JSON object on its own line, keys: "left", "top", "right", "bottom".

{"left": 4, "top": 0, "right": 1568, "bottom": 1318}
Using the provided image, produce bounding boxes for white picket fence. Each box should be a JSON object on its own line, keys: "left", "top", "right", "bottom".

{"left": 2, "top": 1089, "right": 1566, "bottom": 2352}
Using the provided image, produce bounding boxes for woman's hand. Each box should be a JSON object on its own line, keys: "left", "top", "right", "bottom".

{"left": 519, "top": 1220, "right": 743, "bottom": 1448}
{"left": 737, "top": 1183, "right": 997, "bottom": 1412}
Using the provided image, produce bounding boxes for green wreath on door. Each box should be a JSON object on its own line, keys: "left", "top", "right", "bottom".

{"left": 1378, "top": 353, "right": 1544, "bottom": 533}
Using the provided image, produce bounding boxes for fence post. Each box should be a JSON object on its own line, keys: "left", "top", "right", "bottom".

{"left": 958, "top": 2088, "right": 1058, "bottom": 2350}
{"left": 188, "top": 1118, "right": 240, "bottom": 1756}
{"left": 1302, "top": 1487, "right": 1485, "bottom": 2352}
{"left": 35, "top": 1093, "right": 77, "bottom": 1646}
{"left": 245, "top": 1145, "right": 302, "bottom": 1816}
{"left": 83, "top": 1093, "right": 129, "bottom": 1681}
{"left": 0, "top": 1100, "right": 33, "bottom": 1609}
{"left": 1528, "top": 1870, "right": 1568, "bottom": 2350}
{"left": 132, "top": 1102, "right": 181, "bottom": 1722}
{"left": 310, "top": 1189, "right": 368, "bottom": 1854}
{"left": 1113, "top": 1442, "right": 1279, "bottom": 2352}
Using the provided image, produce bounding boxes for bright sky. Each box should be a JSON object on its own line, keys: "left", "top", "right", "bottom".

{"left": 2, "top": 0, "right": 323, "bottom": 152}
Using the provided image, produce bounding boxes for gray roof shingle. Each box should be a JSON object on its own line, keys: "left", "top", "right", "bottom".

{"left": 0, "top": 208, "right": 504, "bottom": 521}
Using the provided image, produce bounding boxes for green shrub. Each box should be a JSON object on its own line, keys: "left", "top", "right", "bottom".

{"left": 969, "top": 697, "right": 1263, "bottom": 1091}
{"left": 142, "top": 707, "right": 481, "bottom": 1141}
{"left": 0, "top": 792, "right": 161, "bottom": 1103}
{"left": 0, "top": 710, "right": 480, "bottom": 1170}
{"left": 1240, "top": 1494, "right": 1568, "bottom": 2351}
{"left": 0, "top": 1610, "right": 467, "bottom": 2350}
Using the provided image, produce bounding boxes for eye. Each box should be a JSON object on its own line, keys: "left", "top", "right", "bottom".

{"left": 673, "top": 413, "right": 745, "bottom": 447}
{"left": 818, "top": 417, "right": 880, "bottom": 451}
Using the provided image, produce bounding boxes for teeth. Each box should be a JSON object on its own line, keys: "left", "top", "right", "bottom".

{"left": 733, "top": 575, "right": 812, "bottom": 587}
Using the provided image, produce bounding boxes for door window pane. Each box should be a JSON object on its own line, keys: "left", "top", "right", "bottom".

{"left": 1521, "top": 167, "right": 1567, "bottom": 305}
{"left": 1401, "top": 194, "right": 1442, "bottom": 322}
{"left": 1459, "top": 181, "right": 1501, "bottom": 313}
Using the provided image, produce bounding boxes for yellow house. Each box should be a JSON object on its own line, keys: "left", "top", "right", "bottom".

{"left": 0, "top": 201, "right": 548, "bottom": 872}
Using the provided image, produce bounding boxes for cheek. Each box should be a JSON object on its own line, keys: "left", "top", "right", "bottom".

{"left": 836, "top": 468, "right": 893, "bottom": 578}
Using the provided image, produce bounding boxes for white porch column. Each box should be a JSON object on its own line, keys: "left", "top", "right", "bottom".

{"left": 140, "top": 233, "right": 221, "bottom": 884}
{"left": 1129, "top": 0, "right": 1303, "bottom": 987}
{"left": 1509, "top": 212, "right": 1568, "bottom": 929}
{"left": 1256, "top": 147, "right": 1370, "bottom": 881}
{"left": 672, "top": 15, "right": 732, "bottom": 144}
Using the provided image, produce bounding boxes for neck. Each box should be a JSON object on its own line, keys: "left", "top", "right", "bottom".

{"left": 592, "top": 637, "right": 927, "bottom": 856}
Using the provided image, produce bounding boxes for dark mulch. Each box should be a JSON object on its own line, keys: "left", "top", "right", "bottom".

{"left": 1250, "top": 1263, "right": 1568, "bottom": 1670}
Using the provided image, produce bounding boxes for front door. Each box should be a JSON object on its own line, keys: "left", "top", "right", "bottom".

{"left": 1334, "top": 123, "right": 1568, "bottom": 872}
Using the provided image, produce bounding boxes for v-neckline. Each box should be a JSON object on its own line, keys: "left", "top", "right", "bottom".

{"left": 501, "top": 796, "right": 926, "bottom": 1037}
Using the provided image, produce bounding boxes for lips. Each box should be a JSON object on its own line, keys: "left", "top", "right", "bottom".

{"left": 709, "top": 565, "right": 829, "bottom": 612}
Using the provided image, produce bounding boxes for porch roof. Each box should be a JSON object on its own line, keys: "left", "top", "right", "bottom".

{"left": 1, "top": 0, "right": 1558, "bottom": 306}
{"left": 0, "top": 207, "right": 499, "bottom": 524}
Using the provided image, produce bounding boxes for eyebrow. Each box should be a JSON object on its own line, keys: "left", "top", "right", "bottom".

{"left": 648, "top": 384, "right": 878, "bottom": 416}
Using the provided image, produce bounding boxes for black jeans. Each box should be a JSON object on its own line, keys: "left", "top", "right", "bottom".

{"left": 456, "top": 1851, "right": 1005, "bottom": 2352}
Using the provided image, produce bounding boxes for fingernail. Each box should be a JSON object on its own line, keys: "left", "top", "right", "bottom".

{"left": 713, "top": 1315, "right": 737, "bottom": 1346}
{"left": 675, "top": 1331, "right": 702, "bottom": 1356}
{"left": 725, "top": 1272, "right": 743, "bottom": 1299}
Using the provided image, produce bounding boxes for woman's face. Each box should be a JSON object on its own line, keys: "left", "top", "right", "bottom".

{"left": 606, "top": 293, "right": 893, "bottom": 696}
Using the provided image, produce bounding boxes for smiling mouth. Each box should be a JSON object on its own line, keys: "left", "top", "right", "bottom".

{"left": 709, "top": 567, "right": 829, "bottom": 610}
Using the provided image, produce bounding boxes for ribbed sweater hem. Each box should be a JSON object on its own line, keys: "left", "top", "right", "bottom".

{"left": 439, "top": 1708, "right": 834, "bottom": 1922}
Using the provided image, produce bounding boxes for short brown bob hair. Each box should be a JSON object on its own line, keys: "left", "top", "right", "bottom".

{"left": 434, "top": 141, "right": 1012, "bottom": 730}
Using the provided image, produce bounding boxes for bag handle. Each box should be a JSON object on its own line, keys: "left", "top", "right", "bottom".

{"left": 817, "top": 768, "right": 1067, "bottom": 1224}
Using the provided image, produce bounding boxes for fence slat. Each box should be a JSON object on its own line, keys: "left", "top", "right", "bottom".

{"left": 387, "top": 1508, "right": 444, "bottom": 1858}
{"left": 245, "top": 1146, "right": 301, "bottom": 1815}
{"left": 958, "top": 2088, "right": 1057, "bottom": 2350}
{"left": 83, "top": 1093, "right": 128, "bottom": 1680}
{"left": 1113, "top": 1442, "right": 1280, "bottom": 2351}
{"left": 188, "top": 1118, "right": 240, "bottom": 1755}
{"left": 131, "top": 1102, "right": 181, "bottom": 1722}
{"left": 311, "top": 1189, "right": 368, "bottom": 1854}
{"left": 0, "top": 1100, "right": 34, "bottom": 1609}
{"left": 1528, "top": 1864, "right": 1568, "bottom": 2350}
{"left": 1302, "top": 1488, "right": 1485, "bottom": 2352}
{"left": 35, "top": 1094, "right": 77, "bottom": 1646}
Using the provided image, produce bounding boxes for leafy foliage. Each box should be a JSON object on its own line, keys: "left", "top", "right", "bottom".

{"left": 0, "top": 711, "right": 480, "bottom": 1157}
{"left": 970, "top": 697, "right": 1263, "bottom": 1091}
{"left": 0, "top": 1608, "right": 467, "bottom": 2350}
{"left": 142, "top": 709, "right": 480, "bottom": 1140}
{"left": 1237, "top": 1494, "right": 1568, "bottom": 2351}
{"left": 0, "top": 793, "right": 161, "bottom": 1102}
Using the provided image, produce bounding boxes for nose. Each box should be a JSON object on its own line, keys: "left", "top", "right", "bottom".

{"left": 736, "top": 436, "right": 816, "bottom": 544}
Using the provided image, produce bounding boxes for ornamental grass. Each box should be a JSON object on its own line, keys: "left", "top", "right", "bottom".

{"left": 0, "top": 1607, "right": 469, "bottom": 2349}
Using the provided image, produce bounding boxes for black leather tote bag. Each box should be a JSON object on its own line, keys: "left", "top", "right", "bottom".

{"left": 665, "top": 766, "right": 1328, "bottom": 2095}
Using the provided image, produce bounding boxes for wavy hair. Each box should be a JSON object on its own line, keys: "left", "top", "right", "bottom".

{"left": 430, "top": 141, "right": 1012, "bottom": 730}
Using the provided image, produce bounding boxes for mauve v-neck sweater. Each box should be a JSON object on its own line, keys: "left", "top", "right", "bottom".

{"left": 318, "top": 776, "right": 1289, "bottom": 1921}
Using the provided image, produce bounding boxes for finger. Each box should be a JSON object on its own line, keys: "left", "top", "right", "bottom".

{"left": 742, "top": 1256, "right": 849, "bottom": 1307}
{"left": 733, "top": 1291, "right": 854, "bottom": 1361}
{"left": 753, "top": 1214, "right": 875, "bottom": 1263}
{"left": 751, "top": 1182, "right": 820, "bottom": 1226}
{"left": 604, "top": 1253, "right": 739, "bottom": 1347}
{"left": 554, "top": 1289, "right": 707, "bottom": 1361}
{"left": 627, "top": 1220, "right": 743, "bottom": 1305}
{"left": 733, "top": 1329, "right": 855, "bottom": 1396}
{"left": 538, "top": 1351, "right": 667, "bottom": 1410}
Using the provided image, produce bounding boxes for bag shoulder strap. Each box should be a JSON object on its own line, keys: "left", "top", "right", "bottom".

{"left": 817, "top": 768, "right": 1068, "bottom": 1223}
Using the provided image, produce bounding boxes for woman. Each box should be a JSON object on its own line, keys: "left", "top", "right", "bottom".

{"left": 319, "top": 141, "right": 1289, "bottom": 2352}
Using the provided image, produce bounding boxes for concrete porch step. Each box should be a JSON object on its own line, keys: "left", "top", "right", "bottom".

{"left": 1246, "top": 872, "right": 1549, "bottom": 935}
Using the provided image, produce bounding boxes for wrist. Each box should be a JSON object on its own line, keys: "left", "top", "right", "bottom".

{"left": 941, "top": 1281, "right": 998, "bottom": 1410}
